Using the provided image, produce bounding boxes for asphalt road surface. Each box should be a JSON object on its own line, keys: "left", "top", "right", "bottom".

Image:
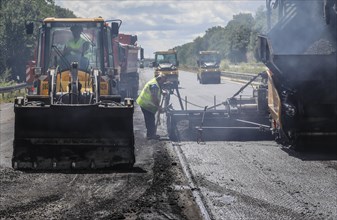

{"left": 0, "top": 68, "right": 336, "bottom": 219}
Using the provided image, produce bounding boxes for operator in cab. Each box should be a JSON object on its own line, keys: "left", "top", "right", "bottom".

{"left": 137, "top": 74, "right": 167, "bottom": 140}
{"left": 63, "top": 25, "right": 90, "bottom": 69}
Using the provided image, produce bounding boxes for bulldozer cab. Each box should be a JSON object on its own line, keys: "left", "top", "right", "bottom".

{"left": 41, "top": 18, "right": 110, "bottom": 72}
{"left": 32, "top": 18, "right": 117, "bottom": 99}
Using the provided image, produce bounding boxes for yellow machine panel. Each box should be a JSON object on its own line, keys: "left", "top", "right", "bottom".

{"left": 56, "top": 70, "right": 92, "bottom": 93}
{"left": 100, "top": 82, "right": 109, "bottom": 95}
{"left": 40, "top": 81, "right": 49, "bottom": 96}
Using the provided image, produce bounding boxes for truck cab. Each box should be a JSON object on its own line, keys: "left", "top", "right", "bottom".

{"left": 153, "top": 50, "right": 179, "bottom": 84}
{"left": 197, "top": 51, "right": 221, "bottom": 84}
{"left": 113, "top": 33, "right": 143, "bottom": 99}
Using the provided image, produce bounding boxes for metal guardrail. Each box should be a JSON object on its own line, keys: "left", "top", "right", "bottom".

{"left": 0, "top": 71, "right": 259, "bottom": 95}
{"left": 0, "top": 83, "right": 29, "bottom": 99}
{"left": 221, "top": 71, "right": 259, "bottom": 82}
{"left": 0, "top": 83, "right": 27, "bottom": 93}
{"left": 180, "top": 66, "right": 261, "bottom": 83}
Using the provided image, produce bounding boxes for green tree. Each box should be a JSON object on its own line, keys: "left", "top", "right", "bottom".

{"left": 175, "top": 42, "right": 195, "bottom": 67}
{"left": 175, "top": 26, "right": 229, "bottom": 67}
{"left": 0, "top": 0, "right": 75, "bottom": 82}
{"left": 206, "top": 27, "right": 227, "bottom": 56}
{"left": 225, "top": 13, "right": 254, "bottom": 63}
{"left": 174, "top": 7, "right": 268, "bottom": 67}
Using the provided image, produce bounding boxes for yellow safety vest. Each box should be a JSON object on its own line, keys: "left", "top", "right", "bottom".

{"left": 137, "top": 78, "right": 161, "bottom": 113}
{"left": 66, "top": 38, "right": 88, "bottom": 57}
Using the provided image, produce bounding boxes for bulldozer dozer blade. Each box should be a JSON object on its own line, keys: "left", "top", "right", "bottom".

{"left": 13, "top": 104, "right": 135, "bottom": 170}
{"left": 167, "top": 110, "right": 272, "bottom": 142}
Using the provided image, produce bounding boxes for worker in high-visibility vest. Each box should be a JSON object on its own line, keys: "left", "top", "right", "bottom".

{"left": 63, "top": 25, "right": 90, "bottom": 69}
{"left": 137, "top": 74, "right": 167, "bottom": 140}
{"left": 64, "top": 25, "right": 89, "bottom": 57}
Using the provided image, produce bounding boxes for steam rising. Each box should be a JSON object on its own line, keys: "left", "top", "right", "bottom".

{"left": 269, "top": 0, "right": 336, "bottom": 54}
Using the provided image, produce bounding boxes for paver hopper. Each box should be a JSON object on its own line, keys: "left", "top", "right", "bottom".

{"left": 259, "top": 0, "right": 337, "bottom": 148}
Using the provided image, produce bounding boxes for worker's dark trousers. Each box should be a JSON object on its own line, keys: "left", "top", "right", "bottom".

{"left": 141, "top": 107, "right": 156, "bottom": 137}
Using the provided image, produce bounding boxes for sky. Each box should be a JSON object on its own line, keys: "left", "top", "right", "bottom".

{"left": 55, "top": 0, "right": 265, "bottom": 58}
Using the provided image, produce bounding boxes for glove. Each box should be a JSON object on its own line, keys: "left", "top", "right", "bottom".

{"left": 162, "top": 90, "right": 168, "bottom": 96}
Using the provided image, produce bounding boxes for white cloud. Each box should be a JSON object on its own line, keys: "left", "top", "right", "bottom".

{"left": 55, "top": 0, "right": 265, "bottom": 57}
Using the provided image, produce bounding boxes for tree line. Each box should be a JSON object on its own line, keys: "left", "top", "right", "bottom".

{"left": 174, "top": 6, "right": 268, "bottom": 67}
{"left": 0, "top": 1, "right": 268, "bottom": 83}
{"left": 0, "top": 0, "right": 75, "bottom": 83}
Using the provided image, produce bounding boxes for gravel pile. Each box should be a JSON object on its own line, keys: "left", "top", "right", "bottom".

{"left": 305, "top": 39, "right": 336, "bottom": 54}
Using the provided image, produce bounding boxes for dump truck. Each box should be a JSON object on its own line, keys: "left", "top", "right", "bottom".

{"left": 259, "top": 0, "right": 337, "bottom": 148}
{"left": 12, "top": 17, "right": 135, "bottom": 170}
{"left": 153, "top": 50, "right": 179, "bottom": 84}
{"left": 112, "top": 33, "right": 143, "bottom": 99}
{"left": 197, "top": 51, "right": 221, "bottom": 84}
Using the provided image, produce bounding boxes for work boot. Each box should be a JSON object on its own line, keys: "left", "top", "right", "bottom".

{"left": 147, "top": 135, "right": 160, "bottom": 140}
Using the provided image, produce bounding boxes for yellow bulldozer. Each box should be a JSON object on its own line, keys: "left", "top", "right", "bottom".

{"left": 13, "top": 17, "right": 135, "bottom": 170}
